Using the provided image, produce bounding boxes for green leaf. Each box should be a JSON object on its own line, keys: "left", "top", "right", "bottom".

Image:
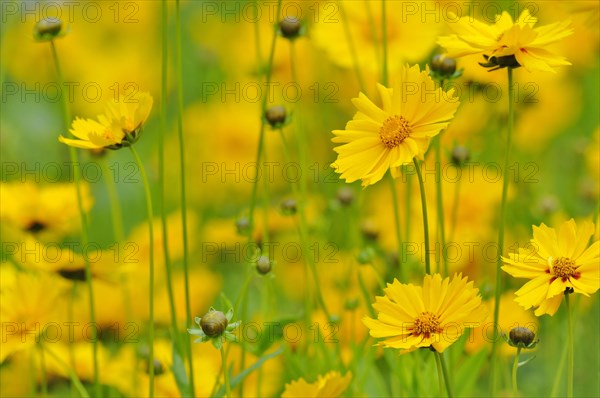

{"left": 214, "top": 347, "right": 283, "bottom": 398}
{"left": 172, "top": 342, "right": 192, "bottom": 397}
{"left": 454, "top": 348, "right": 488, "bottom": 397}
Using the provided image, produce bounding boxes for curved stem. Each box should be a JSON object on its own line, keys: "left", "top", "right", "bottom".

{"left": 128, "top": 145, "right": 155, "bottom": 397}
{"left": 566, "top": 294, "right": 574, "bottom": 398}
{"left": 512, "top": 347, "right": 522, "bottom": 397}
{"left": 175, "top": 1, "right": 196, "bottom": 394}
{"left": 490, "top": 66, "right": 514, "bottom": 396}
{"left": 414, "top": 158, "right": 431, "bottom": 275}
{"left": 437, "top": 351, "right": 453, "bottom": 397}
{"left": 388, "top": 172, "right": 404, "bottom": 280}
{"left": 221, "top": 346, "right": 231, "bottom": 398}
{"left": 44, "top": 346, "right": 90, "bottom": 398}
{"left": 49, "top": 39, "right": 99, "bottom": 396}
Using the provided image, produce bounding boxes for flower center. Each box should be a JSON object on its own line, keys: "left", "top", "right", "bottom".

{"left": 412, "top": 311, "right": 441, "bottom": 338}
{"left": 551, "top": 257, "right": 577, "bottom": 279}
{"left": 379, "top": 115, "right": 411, "bottom": 148}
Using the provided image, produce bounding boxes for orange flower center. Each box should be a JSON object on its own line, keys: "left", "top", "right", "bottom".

{"left": 552, "top": 257, "right": 577, "bottom": 279}
{"left": 380, "top": 115, "right": 411, "bottom": 148}
{"left": 412, "top": 311, "right": 440, "bottom": 338}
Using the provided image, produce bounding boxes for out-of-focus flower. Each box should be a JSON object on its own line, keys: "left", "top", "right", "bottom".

{"left": 0, "top": 182, "right": 93, "bottom": 241}
{"left": 0, "top": 269, "right": 69, "bottom": 362}
{"left": 282, "top": 371, "right": 352, "bottom": 397}
{"left": 438, "top": 9, "right": 573, "bottom": 72}
{"left": 502, "top": 219, "right": 599, "bottom": 316}
{"left": 59, "top": 92, "right": 153, "bottom": 149}
{"left": 331, "top": 64, "right": 459, "bottom": 187}
{"left": 363, "top": 273, "right": 486, "bottom": 353}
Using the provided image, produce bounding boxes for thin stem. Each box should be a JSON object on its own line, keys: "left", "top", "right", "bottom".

{"left": 387, "top": 172, "right": 404, "bottom": 280}
{"left": 566, "top": 294, "right": 574, "bottom": 398}
{"left": 338, "top": 0, "right": 366, "bottom": 93}
{"left": 434, "top": 349, "right": 444, "bottom": 398}
{"left": 414, "top": 158, "right": 431, "bottom": 274}
{"left": 49, "top": 39, "right": 99, "bottom": 396}
{"left": 490, "top": 67, "right": 515, "bottom": 396}
{"left": 512, "top": 346, "right": 522, "bottom": 397}
{"left": 221, "top": 346, "right": 232, "bottom": 398}
{"left": 434, "top": 135, "right": 448, "bottom": 276}
{"left": 404, "top": 171, "right": 412, "bottom": 241}
{"left": 449, "top": 174, "right": 462, "bottom": 242}
{"left": 280, "top": 130, "right": 332, "bottom": 320}
{"left": 437, "top": 351, "right": 454, "bottom": 397}
{"left": 128, "top": 145, "right": 155, "bottom": 397}
{"left": 550, "top": 342, "right": 568, "bottom": 397}
{"left": 381, "top": 0, "right": 388, "bottom": 86}
{"left": 44, "top": 346, "right": 90, "bottom": 398}
{"left": 175, "top": 1, "right": 196, "bottom": 394}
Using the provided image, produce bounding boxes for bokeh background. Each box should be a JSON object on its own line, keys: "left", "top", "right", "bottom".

{"left": 1, "top": 0, "right": 599, "bottom": 397}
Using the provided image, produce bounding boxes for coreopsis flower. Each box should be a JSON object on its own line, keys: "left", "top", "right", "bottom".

{"left": 331, "top": 64, "right": 460, "bottom": 187}
{"left": 59, "top": 92, "right": 153, "bottom": 149}
{"left": 363, "top": 273, "right": 487, "bottom": 353}
{"left": 282, "top": 371, "right": 352, "bottom": 398}
{"left": 437, "top": 9, "right": 573, "bottom": 72}
{"left": 502, "top": 219, "right": 599, "bottom": 316}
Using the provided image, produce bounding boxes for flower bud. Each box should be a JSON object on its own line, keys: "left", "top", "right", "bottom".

{"left": 451, "top": 145, "right": 470, "bottom": 167}
{"left": 147, "top": 358, "right": 165, "bottom": 376}
{"left": 200, "top": 310, "right": 228, "bottom": 337}
{"left": 281, "top": 198, "right": 297, "bottom": 215}
{"left": 336, "top": 187, "right": 354, "bottom": 206}
{"left": 431, "top": 54, "right": 457, "bottom": 77}
{"left": 265, "top": 105, "right": 287, "bottom": 128}
{"left": 509, "top": 327, "right": 535, "bottom": 347}
{"left": 256, "top": 255, "right": 272, "bottom": 275}
{"left": 479, "top": 54, "right": 520, "bottom": 71}
{"left": 34, "top": 18, "right": 64, "bottom": 41}
{"left": 345, "top": 298, "right": 360, "bottom": 311}
{"left": 236, "top": 217, "right": 250, "bottom": 236}
{"left": 361, "top": 220, "right": 379, "bottom": 241}
{"left": 279, "top": 16, "right": 302, "bottom": 39}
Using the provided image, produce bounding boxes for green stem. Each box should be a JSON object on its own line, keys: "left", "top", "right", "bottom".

{"left": 490, "top": 66, "right": 514, "bottom": 396}
{"left": 434, "top": 135, "right": 448, "bottom": 276}
{"left": 44, "top": 346, "right": 90, "bottom": 398}
{"left": 280, "top": 130, "right": 332, "bottom": 321}
{"left": 566, "top": 294, "right": 574, "bottom": 398}
{"left": 388, "top": 172, "right": 404, "bottom": 280}
{"left": 381, "top": 0, "right": 388, "bottom": 86}
{"left": 449, "top": 174, "right": 462, "bottom": 242}
{"left": 175, "top": 1, "right": 196, "bottom": 394}
{"left": 437, "top": 351, "right": 453, "bottom": 397}
{"left": 512, "top": 346, "right": 522, "bottom": 397}
{"left": 434, "top": 349, "right": 444, "bottom": 398}
{"left": 49, "top": 39, "right": 99, "bottom": 396}
{"left": 414, "top": 158, "right": 431, "bottom": 275}
{"left": 221, "top": 346, "right": 232, "bottom": 398}
{"left": 404, "top": 170, "right": 412, "bottom": 241}
{"left": 550, "top": 342, "right": 568, "bottom": 397}
{"left": 128, "top": 145, "right": 155, "bottom": 397}
{"left": 338, "top": 0, "right": 366, "bottom": 93}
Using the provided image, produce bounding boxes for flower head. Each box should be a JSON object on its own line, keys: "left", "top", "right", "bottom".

{"left": 188, "top": 307, "right": 240, "bottom": 349}
{"left": 363, "top": 273, "right": 486, "bottom": 353}
{"left": 331, "top": 64, "right": 459, "bottom": 187}
{"left": 34, "top": 17, "right": 68, "bottom": 41}
{"left": 506, "top": 326, "right": 539, "bottom": 349}
{"left": 282, "top": 371, "right": 352, "bottom": 398}
{"left": 502, "top": 219, "right": 599, "bottom": 316}
{"left": 437, "top": 10, "right": 573, "bottom": 73}
{"left": 59, "top": 92, "right": 153, "bottom": 149}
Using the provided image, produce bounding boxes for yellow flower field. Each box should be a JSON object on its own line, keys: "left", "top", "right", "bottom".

{"left": 1, "top": 1, "right": 598, "bottom": 397}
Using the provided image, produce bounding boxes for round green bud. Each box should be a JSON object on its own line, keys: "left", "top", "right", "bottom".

{"left": 200, "top": 310, "right": 228, "bottom": 337}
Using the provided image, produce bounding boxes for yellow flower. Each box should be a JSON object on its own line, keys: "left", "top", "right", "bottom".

{"left": 332, "top": 64, "right": 459, "bottom": 187}
{"left": 363, "top": 273, "right": 486, "bottom": 353}
{"left": 59, "top": 92, "right": 153, "bottom": 149}
{"left": 282, "top": 371, "right": 352, "bottom": 398}
{"left": 437, "top": 9, "right": 573, "bottom": 73}
{"left": 0, "top": 182, "right": 93, "bottom": 241}
{"left": 502, "top": 219, "right": 599, "bottom": 316}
